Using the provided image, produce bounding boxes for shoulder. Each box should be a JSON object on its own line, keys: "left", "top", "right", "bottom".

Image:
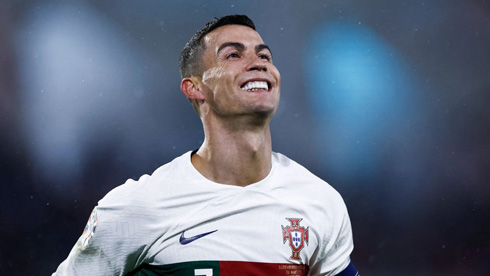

{"left": 272, "top": 152, "right": 343, "bottom": 200}
{"left": 98, "top": 151, "right": 192, "bottom": 208}
{"left": 272, "top": 152, "right": 324, "bottom": 182}
{"left": 271, "top": 152, "right": 349, "bottom": 224}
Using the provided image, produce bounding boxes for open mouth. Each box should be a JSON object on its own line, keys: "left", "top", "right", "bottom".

{"left": 241, "top": 81, "right": 270, "bottom": 92}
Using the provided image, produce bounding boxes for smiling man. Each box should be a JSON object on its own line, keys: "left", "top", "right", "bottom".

{"left": 53, "top": 15, "right": 359, "bottom": 276}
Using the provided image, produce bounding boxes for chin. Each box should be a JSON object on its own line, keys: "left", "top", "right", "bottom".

{"left": 248, "top": 105, "right": 278, "bottom": 119}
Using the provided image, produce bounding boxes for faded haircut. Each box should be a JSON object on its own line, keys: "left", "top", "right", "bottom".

{"left": 179, "top": 15, "right": 256, "bottom": 79}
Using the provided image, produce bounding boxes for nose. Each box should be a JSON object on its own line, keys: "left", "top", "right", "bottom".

{"left": 246, "top": 56, "right": 268, "bottom": 72}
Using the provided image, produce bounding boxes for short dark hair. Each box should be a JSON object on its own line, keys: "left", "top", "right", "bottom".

{"left": 179, "top": 15, "right": 256, "bottom": 79}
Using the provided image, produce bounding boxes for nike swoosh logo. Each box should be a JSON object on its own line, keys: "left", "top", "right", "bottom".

{"left": 179, "top": 230, "right": 218, "bottom": 245}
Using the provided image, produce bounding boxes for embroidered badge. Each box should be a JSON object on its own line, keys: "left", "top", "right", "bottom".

{"left": 281, "top": 218, "right": 309, "bottom": 261}
{"left": 80, "top": 207, "right": 98, "bottom": 249}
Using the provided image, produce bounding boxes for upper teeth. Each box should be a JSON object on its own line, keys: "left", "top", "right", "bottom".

{"left": 241, "top": 81, "right": 269, "bottom": 91}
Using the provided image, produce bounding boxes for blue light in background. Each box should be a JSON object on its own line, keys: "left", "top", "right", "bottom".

{"left": 304, "top": 21, "right": 417, "bottom": 180}
{"left": 16, "top": 2, "right": 168, "bottom": 196}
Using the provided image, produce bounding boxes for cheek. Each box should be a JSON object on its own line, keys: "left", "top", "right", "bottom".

{"left": 202, "top": 67, "right": 219, "bottom": 85}
{"left": 203, "top": 66, "right": 236, "bottom": 94}
{"left": 271, "top": 66, "right": 281, "bottom": 85}
{"left": 202, "top": 63, "right": 228, "bottom": 86}
{"left": 201, "top": 66, "right": 238, "bottom": 106}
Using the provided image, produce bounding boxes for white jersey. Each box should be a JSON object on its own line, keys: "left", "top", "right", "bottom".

{"left": 53, "top": 151, "right": 357, "bottom": 276}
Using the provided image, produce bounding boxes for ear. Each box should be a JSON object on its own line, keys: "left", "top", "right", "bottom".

{"left": 181, "top": 77, "right": 205, "bottom": 101}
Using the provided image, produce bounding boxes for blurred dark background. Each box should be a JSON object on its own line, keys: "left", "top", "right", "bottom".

{"left": 1, "top": 0, "right": 489, "bottom": 275}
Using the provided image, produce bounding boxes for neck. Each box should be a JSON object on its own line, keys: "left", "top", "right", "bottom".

{"left": 192, "top": 115, "right": 273, "bottom": 187}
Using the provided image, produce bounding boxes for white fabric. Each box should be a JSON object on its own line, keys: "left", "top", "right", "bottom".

{"left": 53, "top": 151, "right": 354, "bottom": 275}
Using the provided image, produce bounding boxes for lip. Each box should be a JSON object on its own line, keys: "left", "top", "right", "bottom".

{"left": 240, "top": 77, "right": 273, "bottom": 92}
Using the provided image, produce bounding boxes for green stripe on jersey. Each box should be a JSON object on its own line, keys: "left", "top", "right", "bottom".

{"left": 129, "top": 261, "right": 219, "bottom": 276}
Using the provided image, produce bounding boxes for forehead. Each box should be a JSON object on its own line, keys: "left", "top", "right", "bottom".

{"left": 203, "top": 25, "right": 265, "bottom": 51}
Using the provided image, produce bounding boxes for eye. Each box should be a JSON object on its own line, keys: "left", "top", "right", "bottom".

{"left": 258, "top": 53, "right": 272, "bottom": 62}
{"left": 226, "top": 52, "right": 241, "bottom": 59}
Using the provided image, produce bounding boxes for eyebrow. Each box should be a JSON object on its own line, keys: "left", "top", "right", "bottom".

{"left": 255, "top": 44, "right": 272, "bottom": 56}
{"left": 216, "top": 42, "right": 273, "bottom": 56}
{"left": 217, "top": 42, "right": 245, "bottom": 55}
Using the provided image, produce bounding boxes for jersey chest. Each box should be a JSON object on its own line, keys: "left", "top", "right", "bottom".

{"left": 145, "top": 189, "right": 322, "bottom": 268}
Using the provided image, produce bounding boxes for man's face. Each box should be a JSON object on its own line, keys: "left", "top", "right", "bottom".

{"left": 198, "top": 25, "right": 281, "bottom": 119}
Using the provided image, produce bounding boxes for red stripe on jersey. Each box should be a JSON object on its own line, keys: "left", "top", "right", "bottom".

{"left": 219, "top": 261, "right": 308, "bottom": 275}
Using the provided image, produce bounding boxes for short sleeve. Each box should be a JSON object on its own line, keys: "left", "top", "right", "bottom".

{"left": 308, "top": 195, "right": 355, "bottom": 276}
{"left": 52, "top": 178, "right": 153, "bottom": 275}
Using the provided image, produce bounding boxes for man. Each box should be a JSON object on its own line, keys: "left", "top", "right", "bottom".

{"left": 53, "top": 15, "right": 359, "bottom": 276}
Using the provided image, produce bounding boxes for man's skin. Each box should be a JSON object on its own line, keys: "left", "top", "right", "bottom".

{"left": 181, "top": 24, "right": 281, "bottom": 187}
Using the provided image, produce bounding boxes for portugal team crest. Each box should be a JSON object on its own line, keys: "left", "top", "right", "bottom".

{"left": 281, "top": 218, "right": 309, "bottom": 260}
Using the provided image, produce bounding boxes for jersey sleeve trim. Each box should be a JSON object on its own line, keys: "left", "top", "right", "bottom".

{"left": 335, "top": 261, "right": 359, "bottom": 276}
